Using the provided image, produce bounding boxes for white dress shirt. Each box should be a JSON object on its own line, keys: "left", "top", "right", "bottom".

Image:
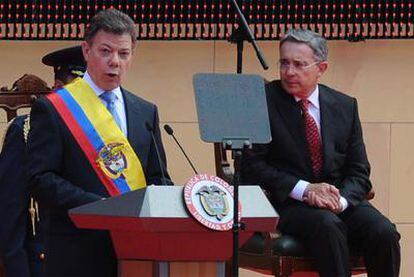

{"left": 289, "top": 85, "right": 348, "bottom": 212}
{"left": 83, "top": 72, "right": 128, "bottom": 136}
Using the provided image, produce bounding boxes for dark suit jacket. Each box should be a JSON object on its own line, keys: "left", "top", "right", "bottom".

{"left": 241, "top": 80, "right": 372, "bottom": 210}
{"left": 0, "top": 116, "right": 31, "bottom": 277}
{"left": 27, "top": 88, "right": 171, "bottom": 276}
{"left": 0, "top": 115, "right": 48, "bottom": 277}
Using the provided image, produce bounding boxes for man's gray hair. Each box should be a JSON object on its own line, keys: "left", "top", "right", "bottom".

{"left": 280, "top": 29, "right": 328, "bottom": 61}
{"left": 85, "top": 9, "right": 137, "bottom": 46}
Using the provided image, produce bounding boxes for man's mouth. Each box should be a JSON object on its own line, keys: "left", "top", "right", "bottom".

{"left": 107, "top": 73, "right": 118, "bottom": 78}
{"left": 284, "top": 81, "right": 299, "bottom": 86}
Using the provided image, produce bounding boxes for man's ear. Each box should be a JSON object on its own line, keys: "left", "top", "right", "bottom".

{"left": 81, "top": 41, "right": 90, "bottom": 61}
{"left": 317, "top": 61, "right": 328, "bottom": 77}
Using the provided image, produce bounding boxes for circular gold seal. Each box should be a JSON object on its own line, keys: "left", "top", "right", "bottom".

{"left": 184, "top": 174, "right": 241, "bottom": 231}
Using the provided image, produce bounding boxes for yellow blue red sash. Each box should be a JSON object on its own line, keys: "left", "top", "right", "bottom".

{"left": 46, "top": 78, "right": 146, "bottom": 196}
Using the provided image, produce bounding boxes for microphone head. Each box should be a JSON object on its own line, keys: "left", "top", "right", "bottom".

{"left": 163, "top": 124, "right": 174, "bottom": 135}
{"left": 145, "top": 122, "right": 153, "bottom": 132}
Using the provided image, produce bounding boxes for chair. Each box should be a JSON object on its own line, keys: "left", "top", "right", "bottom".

{"left": 0, "top": 73, "right": 50, "bottom": 121}
{"left": 213, "top": 143, "right": 374, "bottom": 277}
{"left": 0, "top": 91, "right": 38, "bottom": 122}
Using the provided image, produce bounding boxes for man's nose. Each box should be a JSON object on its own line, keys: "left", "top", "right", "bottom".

{"left": 285, "top": 65, "right": 296, "bottom": 75}
{"left": 109, "top": 53, "right": 120, "bottom": 67}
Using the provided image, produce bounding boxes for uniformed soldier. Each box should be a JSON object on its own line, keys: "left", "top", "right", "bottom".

{"left": 0, "top": 45, "right": 85, "bottom": 277}
{"left": 42, "top": 45, "right": 86, "bottom": 89}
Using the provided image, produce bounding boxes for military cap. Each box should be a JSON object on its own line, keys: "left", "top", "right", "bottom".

{"left": 42, "top": 45, "right": 86, "bottom": 80}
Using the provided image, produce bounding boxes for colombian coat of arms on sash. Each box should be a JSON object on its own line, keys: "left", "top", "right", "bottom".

{"left": 97, "top": 142, "right": 127, "bottom": 179}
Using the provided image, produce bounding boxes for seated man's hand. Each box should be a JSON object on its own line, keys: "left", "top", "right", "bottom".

{"left": 303, "top": 183, "right": 341, "bottom": 212}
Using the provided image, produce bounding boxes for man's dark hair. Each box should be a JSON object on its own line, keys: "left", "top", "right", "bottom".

{"left": 84, "top": 8, "right": 137, "bottom": 46}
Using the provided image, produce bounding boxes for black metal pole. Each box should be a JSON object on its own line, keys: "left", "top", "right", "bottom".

{"left": 232, "top": 149, "right": 242, "bottom": 277}
{"left": 228, "top": 1, "right": 268, "bottom": 276}
{"left": 237, "top": 34, "right": 243, "bottom": 74}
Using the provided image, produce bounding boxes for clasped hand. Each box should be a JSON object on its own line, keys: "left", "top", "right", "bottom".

{"left": 303, "top": 183, "right": 342, "bottom": 213}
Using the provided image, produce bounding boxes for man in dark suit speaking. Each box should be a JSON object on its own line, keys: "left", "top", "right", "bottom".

{"left": 241, "top": 29, "right": 400, "bottom": 277}
{"left": 27, "top": 9, "right": 171, "bottom": 277}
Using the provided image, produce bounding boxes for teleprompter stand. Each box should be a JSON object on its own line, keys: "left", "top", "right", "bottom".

{"left": 193, "top": 73, "right": 272, "bottom": 277}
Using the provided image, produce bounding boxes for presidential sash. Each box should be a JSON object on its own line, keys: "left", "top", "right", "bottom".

{"left": 46, "top": 78, "right": 146, "bottom": 196}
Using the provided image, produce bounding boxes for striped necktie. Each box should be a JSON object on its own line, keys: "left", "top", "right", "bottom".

{"left": 299, "top": 99, "right": 323, "bottom": 177}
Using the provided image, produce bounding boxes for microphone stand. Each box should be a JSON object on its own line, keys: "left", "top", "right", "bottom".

{"left": 163, "top": 124, "right": 199, "bottom": 175}
{"left": 145, "top": 122, "right": 168, "bottom": 187}
{"left": 229, "top": 0, "right": 269, "bottom": 74}
{"left": 228, "top": 1, "right": 268, "bottom": 276}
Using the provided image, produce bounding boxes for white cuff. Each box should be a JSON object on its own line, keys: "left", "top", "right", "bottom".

{"left": 340, "top": 196, "right": 349, "bottom": 212}
{"left": 289, "top": 180, "right": 310, "bottom": 201}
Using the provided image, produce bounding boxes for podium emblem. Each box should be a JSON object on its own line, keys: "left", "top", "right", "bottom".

{"left": 184, "top": 174, "right": 241, "bottom": 231}
{"left": 197, "top": 185, "right": 229, "bottom": 220}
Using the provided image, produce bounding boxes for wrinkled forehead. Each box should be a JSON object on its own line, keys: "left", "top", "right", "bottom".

{"left": 279, "top": 41, "right": 316, "bottom": 61}
{"left": 88, "top": 30, "right": 135, "bottom": 48}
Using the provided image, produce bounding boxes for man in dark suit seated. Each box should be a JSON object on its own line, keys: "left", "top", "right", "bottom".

{"left": 0, "top": 46, "right": 86, "bottom": 277}
{"left": 240, "top": 28, "right": 400, "bottom": 277}
{"left": 27, "top": 8, "right": 172, "bottom": 277}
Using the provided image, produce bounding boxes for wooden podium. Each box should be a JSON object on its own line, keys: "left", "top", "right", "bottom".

{"left": 69, "top": 185, "right": 278, "bottom": 277}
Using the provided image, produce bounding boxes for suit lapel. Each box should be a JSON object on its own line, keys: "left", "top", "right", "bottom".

{"left": 122, "top": 89, "right": 144, "bottom": 155}
{"left": 271, "top": 82, "right": 313, "bottom": 171}
{"left": 319, "top": 85, "right": 337, "bottom": 176}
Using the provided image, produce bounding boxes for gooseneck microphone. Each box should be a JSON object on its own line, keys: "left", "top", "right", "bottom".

{"left": 163, "top": 124, "right": 198, "bottom": 175}
{"left": 145, "top": 122, "right": 168, "bottom": 186}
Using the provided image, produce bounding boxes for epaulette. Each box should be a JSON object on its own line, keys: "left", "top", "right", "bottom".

{"left": 23, "top": 115, "right": 30, "bottom": 143}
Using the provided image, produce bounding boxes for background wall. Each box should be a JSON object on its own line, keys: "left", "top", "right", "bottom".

{"left": 0, "top": 39, "right": 413, "bottom": 276}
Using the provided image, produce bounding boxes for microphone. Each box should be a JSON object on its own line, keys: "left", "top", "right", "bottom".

{"left": 145, "top": 122, "right": 168, "bottom": 186}
{"left": 163, "top": 124, "right": 198, "bottom": 175}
